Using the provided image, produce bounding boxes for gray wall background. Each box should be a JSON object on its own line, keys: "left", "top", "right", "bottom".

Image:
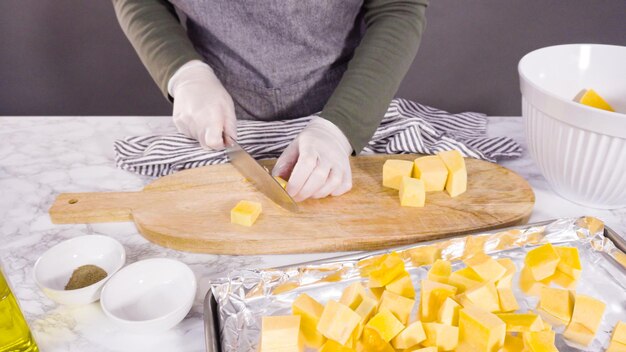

{"left": 1, "top": 1, "right": 625, "bottom": 116}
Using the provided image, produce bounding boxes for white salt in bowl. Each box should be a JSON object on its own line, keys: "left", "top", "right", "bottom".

{"left": 33, "top": 235, "right": 126, "bottom": 305}
{"left": 100, "top": 258, "right": 196, "bottom": 333}
{"left": 519, "top": 44, "right": 626, "bottom": 209}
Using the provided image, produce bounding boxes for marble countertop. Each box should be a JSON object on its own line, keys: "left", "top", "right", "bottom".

{"left": 0, "top": 115, "right": 624, "bottom": 352}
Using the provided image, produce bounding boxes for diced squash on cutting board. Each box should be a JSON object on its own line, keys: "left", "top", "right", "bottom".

{"left": 274, "top": 176, "right": 288, "bottom": 189}
{"left": 383, "top": 160, "right": 414, "bottom": 190}
{"left": 437, "top": 149, "right": 467, "bottom": 197}
{"left": 412, "top": 156, "right": 448, "bottom": 192}
{"left": 230, "top": 200, "right": 262, "bottom": 226}
{"left": 399, "top": 176, "right": 425, "bottom": 207}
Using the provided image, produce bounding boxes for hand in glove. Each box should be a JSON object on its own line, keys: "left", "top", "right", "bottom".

{"left": 272, "top": 117, "right": 353, "bottom": 201}
{"left": 168, "top": 60, "right": 236, "bottom": 149}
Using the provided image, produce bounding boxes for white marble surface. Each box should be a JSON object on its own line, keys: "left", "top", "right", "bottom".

{"left": 0, "top": 115, "right": 624, "bottom": 352}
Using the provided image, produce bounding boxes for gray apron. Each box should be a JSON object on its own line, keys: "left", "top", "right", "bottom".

{"left": 169, "top": 0, "right": 365, "bottom": 121}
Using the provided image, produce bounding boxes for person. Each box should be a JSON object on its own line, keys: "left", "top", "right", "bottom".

{"left": 112, "top": 0, "right": 427, "bottom": 201}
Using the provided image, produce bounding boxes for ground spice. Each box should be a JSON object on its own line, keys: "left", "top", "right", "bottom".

{"left": 64, "top": 264, "right": 108, "bottom": 290}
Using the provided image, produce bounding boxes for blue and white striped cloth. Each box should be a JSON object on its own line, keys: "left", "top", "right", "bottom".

{"left": 114, "top": 98, "right": 522, "bottom": 177}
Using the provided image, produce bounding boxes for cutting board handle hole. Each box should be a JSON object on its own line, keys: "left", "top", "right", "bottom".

{"left": 68, "top": 199, "right": 78, "bottom": 204}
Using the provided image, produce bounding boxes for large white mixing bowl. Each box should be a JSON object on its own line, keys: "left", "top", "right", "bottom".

{"left": 519, "top": 44, "right": 626, "bottom": 209}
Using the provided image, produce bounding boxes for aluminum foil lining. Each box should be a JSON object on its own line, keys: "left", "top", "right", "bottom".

{"left": 210, "top": 217, "right": 626, "bottom": 351}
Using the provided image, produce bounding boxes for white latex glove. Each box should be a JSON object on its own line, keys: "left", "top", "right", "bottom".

{"left": 168, "top": 60, "right": 237, "bottom": 149}
{"left": 272, "top": 117, "right": 353, "bottom": 202}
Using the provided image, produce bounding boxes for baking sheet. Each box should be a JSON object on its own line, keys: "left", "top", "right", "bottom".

{"left": 205, "top": 217, "right": 626, "bottom": 352}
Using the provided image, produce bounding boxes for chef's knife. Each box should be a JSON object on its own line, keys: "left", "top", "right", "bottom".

{"left": 225, "top": 138, "right": 299, "bottom": 213}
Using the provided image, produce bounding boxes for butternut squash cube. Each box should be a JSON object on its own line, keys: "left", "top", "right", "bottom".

{"left": 524, "top": 243, "right": 560, "bottom": 281}
{"left": 379, "top": 290, "right": 415, "bottom": 325}
{"left": 292, "top": 294, "right": 326, "bottom": 348}
{"left": 427, "top": 259, "right": 452, "bottom": 284}
{"left": 612, "top": 321, "right": 626, "bottom": 345}
{"left": 495, "top": 258, "right": 517, "bottom": 288}
{"left": 230, "top": 200, "right": 262, "bottom": 226}
{"left": 501, "top": 334, "right": 524, "bottom": 352}
{"left": 563, "top": 294, "right": 606, "bottom": 346}
{"left": 358, "top": 328, "right": 395, "bottom": 352}
{"left": 496, "top": 313, "right": 544, "bottom": 333}
{"left": 522, "top": 330, "right": 558, "bottom": 352}
{"left": 383, "top": 159, "right": 414, "bottom": 190}
{"left": 274, "top": 176, "right": 288, "bottom": 189}
{"left": 579, "top": 88, "right": 615, "bottom": 112}
{"left": 448, "top": 267, "right": 483, "bottom": 293}
{"left": 399, "top": 176, "right": 426, "bottom": 207}
{"left": 317, "top": 300, "right": 361, "bottom": 345}
{"left": 365, "top": 309, "right": 405, "bottom": 343}
{"left": 339, "top": 282, "right": 371, "bottom": 310}
{"left": 422, "top": 322, "right": 459, "bottom": 351}
{"left": 391, "top": 321, "right": 427, "bottom": 349}
{"left": 319, "top": 339, "right": 355, "bottom": 352}
{"left": 457, "top": 305, "right": 506, "bottom": 352}
{"left": 354, "top": 295, "right": 378, "bottom": 323}
{"left": 607, "top": 341, "right": 626, "bottom": 352}
{"left": 407, "top": 347, "right": 437, "bottom": 352}
{"left": 413, "top": 155, "right": 448, "bottom": 192}
{"left": 368, "top": 253, "right": 405, "bottom": 287}
{"left": 419, "top": 279, "right": 458, "bottom": 322}
{"left": 358, "top": 254, "right": 388, "bottom": 277}
{"left": 554, "top": 246, "right": 582, "bottom": 280}
{"left": 408, "top": 245, "right": 440, "bottom": 266}
{"left": 385, "top": 272, "right": 416, "bottom": 299}
{"left": 457, "top": 282, "right": 500, "bottom": 313}
{"left": 437, "top": 297, "right": 461, "bottom": 326}
{"left": 496, "top": 287, "right": 519, "bottom": 312}
{"left": 537, "top": 287, "right": 574, "bottom": 326}
{"left": 519, "top": 265, "right": 550, "bottom": 296}
{"left": 608, "top": 321, "right": 626, "bottom": 352}
{"left": 549, "top": 269, "right": 578, "bottom": 289}
{"left": 260, "top": 315, "right": 303, "bottom": 352}
{"left": 463, "top": 253, "right": 507, "bottom": 282}
{"left": 437, "top": 149, "right": 467, "bottom": 197}
{"left": 369, "top": 287, "right": 385, "bottom": 300}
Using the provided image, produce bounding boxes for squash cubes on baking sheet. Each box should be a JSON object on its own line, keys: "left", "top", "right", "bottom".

{"left": 259, "top": 244, "right": 611, "bottom": 351}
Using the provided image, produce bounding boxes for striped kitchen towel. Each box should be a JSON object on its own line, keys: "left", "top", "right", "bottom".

{"left": 114, "top": 98, "right": 522, "bottom": 177}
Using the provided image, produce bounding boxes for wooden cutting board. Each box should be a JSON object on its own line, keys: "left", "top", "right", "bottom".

{"left": 49, "top": 155, "right": 534, "bottom": 254}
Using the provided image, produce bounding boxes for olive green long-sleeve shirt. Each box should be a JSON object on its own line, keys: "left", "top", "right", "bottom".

{"left": 112, "top": 0, "right": 427, "bottom": 153}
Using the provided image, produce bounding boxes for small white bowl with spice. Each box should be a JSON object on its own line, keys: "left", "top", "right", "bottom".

{"left": 33, "top": 235, "right": 126, "bottom": 305}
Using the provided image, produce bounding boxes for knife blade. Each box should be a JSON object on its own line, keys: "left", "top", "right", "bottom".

{"left": 225, "top": 138, "right": 299, "bottom": 213}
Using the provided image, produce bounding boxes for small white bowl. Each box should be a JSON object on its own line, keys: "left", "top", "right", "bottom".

{"left": 33, "top": 235, "right": 126, "bottom": 305}
{"left": 100, "top": 258, "right": 196, "bottom": 334}
{"left": 519, "top": 44, "right": 626, "bottom": 209}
